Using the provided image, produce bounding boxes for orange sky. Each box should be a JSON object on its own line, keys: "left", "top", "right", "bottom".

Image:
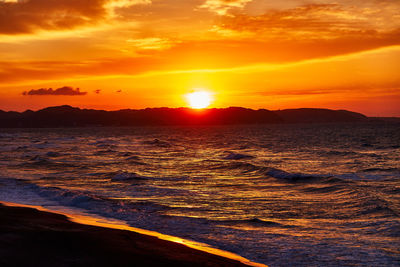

{"left": 0, "top": 0, "right": 399, "bottom": 116}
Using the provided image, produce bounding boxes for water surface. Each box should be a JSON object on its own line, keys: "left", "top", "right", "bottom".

{"left": 0, "top": 123, "right": 399, "bottom": 266}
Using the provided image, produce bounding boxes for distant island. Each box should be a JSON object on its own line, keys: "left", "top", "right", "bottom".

{"left": 0, "top": 105, "right": 398, "bottom": 128}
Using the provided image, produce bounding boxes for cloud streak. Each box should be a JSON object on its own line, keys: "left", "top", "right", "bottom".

{"left": 23, "top": 86, "right": 87, "bottom": 96}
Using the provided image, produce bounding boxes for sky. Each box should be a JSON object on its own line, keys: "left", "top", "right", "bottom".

{"left": 0, "top": 0, "right": 399, "bottom": 116}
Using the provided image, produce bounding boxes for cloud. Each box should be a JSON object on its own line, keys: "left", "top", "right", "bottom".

{"left": 0, "top": 0, "right": 107, "bottom": 34}
{"left": 199, "top": 0, "right": 253, "bottom": 15}
{"left": 22, "top": 86, "right": 87, "bottom": 96}
{"left": 218, "top": 2, "right": 400, "bottom": 39}
{"left": 0, "top": 0, "right": 150, "bottom": 34}
{"left": 1, "top": 36, "right": 400, "bottom": 86}
{"left": 257, "top": 89, "right": 340, "bottom": 96}
{"left": 94, "top": 89, "right": 101, "bottom": 94}
{"left": 0, "top": 56, "right": 161, "bottom": 84}
{"left": 105, "top": 0, "right": 151, "bottom": 17}
{"left": 126, "top": 37, "right": 174, "bottom": 50}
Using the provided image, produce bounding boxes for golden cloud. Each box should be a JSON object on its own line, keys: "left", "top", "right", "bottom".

{"left": 199, "top": 0, "right": 253, "bottom": 15}
{"left": 0, "top": 0, "right": 150, "bottom": 34}
{"left": 218, "top": 2, "right": 400, "bottom": 39}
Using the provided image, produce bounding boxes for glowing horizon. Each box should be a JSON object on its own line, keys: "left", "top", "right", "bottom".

{"left": 0, "top": 0, "right": 399, "bottom": 116}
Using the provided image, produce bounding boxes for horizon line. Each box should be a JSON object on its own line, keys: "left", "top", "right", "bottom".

{"left": 2, "top": 104, "right": 399, "bottom": 118}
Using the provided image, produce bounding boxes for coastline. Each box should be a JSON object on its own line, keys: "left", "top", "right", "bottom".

{"left": 0, "top": 201, "right": 265, "bottom": 267}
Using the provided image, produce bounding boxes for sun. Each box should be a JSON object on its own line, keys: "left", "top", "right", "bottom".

{"left": 186, "top": 91, "right": 212, "bottom": 109}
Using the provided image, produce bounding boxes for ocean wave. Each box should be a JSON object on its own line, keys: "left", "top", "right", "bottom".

{"left": 375, "top": 145, "right": 400, "bottom": 150}
{"left": 358, "top": 204, "right": 398, "bottom": 218}
{"left": 322, "top": 150, "right": 359, "bottom": 156}
{"left": 15, "top": 145, "right": 29, "bottom": 151}
{"left": 111, "top": 172, "right": 149, "bottom": 181}
{"left": 30, "top": 141, "right": 59, "bottom": 150}
{"left": 55, "top": 136, "right": 76, "bottom": 142}
{"left": 0, "top": 133, "right": 14, "bottom": 138}
{"left": 222, "top": 152, "right": 254, "bottom": 160}
{"left": 378, "top": 224, "right": 400, "bottom": 237}
{"left": 333, "top": 173, "right": 393, "bottom": 181}
{"left": 321, "top": 177, "right": 351, "bottom": 184}
{"left": 126, "top": 159, "right": 147, "bottom": 165}
{"left": 357, "top": 198, "right": 398, "bottom": 217}
{"left": 362, "top": 167, "right": 399, "bottom": 173}
{"left": 0, "top": 178, "right": 169, "bottom": 217}
{"left": 143, "top": 139, "right": 171, "bottom": 147}
{"left": 210, "top": 161, "right": 337, "bottom": 182}
{"left": 45, "top": 151, "right": 62, "bottom": 157}
{"left": 89, "top": 140, "right": 117, "bottom": 146}
{"left": 218, "top": 218, "right": 289, "bottom": 228}
{"left": 361, "top": 143, "right": 373, "bottom": 148}
{"left": 17, "top": 155, "right": 78, "bottom": 169}
{"left": 0, "top": 178, "right": 105, "bottom": 211}
{"left": 118, "top": 152, "right": 137, "bottom": 158}
{"left": 94, "top": 149, "right": 117, "bottom": 155}
{"left": 301, "top": 184, "right": 348, "bottom": 194}
{"left": 264, "top": 167, "right": 321, "bottom": 181}
{"left": 210, "top": 161, "right": 260, "bottom": 175}
{"left": 120, "top": 153, "right": 147, "bottom": 165}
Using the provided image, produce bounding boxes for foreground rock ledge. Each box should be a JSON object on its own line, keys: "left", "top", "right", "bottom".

{"left": 0, "top": 204, "right": 251, "bottom": 267}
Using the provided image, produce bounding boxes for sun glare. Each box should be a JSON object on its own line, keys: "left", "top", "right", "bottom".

{"left": 186, "top": 91, "right": 212, "bottom": 109}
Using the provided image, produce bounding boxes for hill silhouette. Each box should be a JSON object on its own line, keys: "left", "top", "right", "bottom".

{"left": 0, "top": 106, "right": 374, "bottom": 128}
{"left": 274, "top": 108, "right": 367, "bottom": 123}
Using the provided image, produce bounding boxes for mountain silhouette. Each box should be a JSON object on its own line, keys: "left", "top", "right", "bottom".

{"left": 0, "top": 106, "right": 376, "bottom": 128}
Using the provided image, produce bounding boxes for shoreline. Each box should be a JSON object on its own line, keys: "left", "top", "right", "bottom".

{"left": 0, "top": 201, "right": 266, "bottom": 267}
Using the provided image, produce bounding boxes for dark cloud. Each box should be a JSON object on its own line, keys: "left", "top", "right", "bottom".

{"left": 94, "top": 89, "right": 101, "bottom": 94}
{"left": 23, "top": 86, "right": 87, "bottom": 96}
{"left": 0, "top": 0, "right": 107, "bottom": 34}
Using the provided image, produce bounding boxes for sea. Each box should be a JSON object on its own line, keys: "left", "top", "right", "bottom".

{"left": 0, "top": 122, "right": 399, "bottom": 266}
